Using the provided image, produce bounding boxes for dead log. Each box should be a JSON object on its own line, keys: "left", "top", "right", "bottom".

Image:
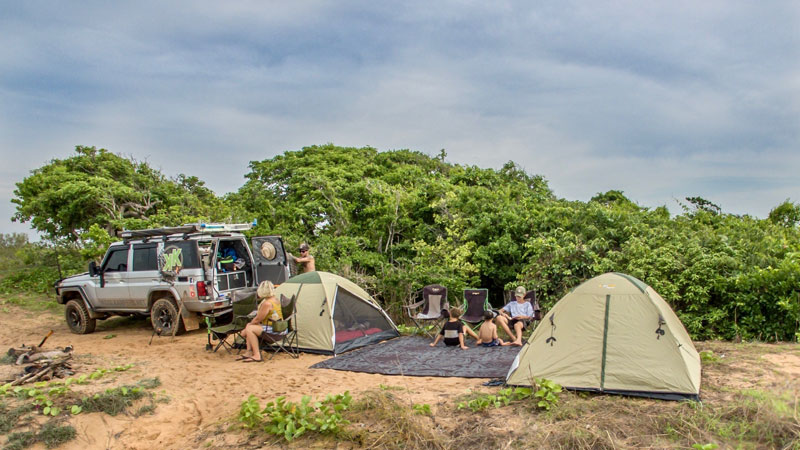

{"left": 10, "top": 355, "right": 73, "bottom": 386}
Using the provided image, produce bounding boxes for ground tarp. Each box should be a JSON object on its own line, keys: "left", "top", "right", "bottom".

{"left": 310, "top": 336, "right": 521, "bottom": 378}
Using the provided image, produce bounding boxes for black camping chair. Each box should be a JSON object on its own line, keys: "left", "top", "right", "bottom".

{"left": 208, "top": 287, "right": 259, "bottom": 353}
{"left": 522, "top": 289, "right": 542, "bottom": 338}
{"left": 404, "top": 284, "right": 449, "bottom": 337}
{"left": 461, "top": 288, "right": 490, "bottom": 333}
{"left": 259, "top": 293, "right": 299, "bottom": 360}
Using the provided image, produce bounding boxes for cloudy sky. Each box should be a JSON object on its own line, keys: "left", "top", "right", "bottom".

{"left": 2, "top": 1, "right": 799, "bottom": 237}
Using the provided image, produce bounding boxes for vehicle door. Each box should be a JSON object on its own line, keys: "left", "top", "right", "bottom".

{"left": 95, "top": 244, "right": 131, "bottom": 308}
{"left": 250, "top": 236, "right": 290, "bottom": 284}
{"left": 127, "top": 243, "right": 160, "bottom": 309}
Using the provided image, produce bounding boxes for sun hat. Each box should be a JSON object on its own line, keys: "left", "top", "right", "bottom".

{"left": 260, "top": 242, "right": 276, "bottom": 260}
{"left": 515, "top": 286, "right": 526, "bottom": 298}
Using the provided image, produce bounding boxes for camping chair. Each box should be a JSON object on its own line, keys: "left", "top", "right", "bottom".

{"left": 208, "top": 287, "right": 259, "bottom": 353}
{"left": 259, "top": 293, "right": 299, "bottom": 360}
{"left": 404, "top": 284, "right": 449, "bottom": 337}
{"left": 522, "top": 289, "right": 542, "bottom": 337}
{"left": 461, "top": 288, "right": 490, "bottom": 333}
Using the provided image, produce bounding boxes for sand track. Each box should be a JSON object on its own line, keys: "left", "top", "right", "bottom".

{"left": 1, "top": 307, "right": 484, "bottom": 449}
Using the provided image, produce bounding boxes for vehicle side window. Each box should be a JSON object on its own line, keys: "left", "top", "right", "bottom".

{"left": 133, "top": 244, "right": 158, "bottom": 271}
{"left": 103, "top": 247, "right": 129, "bottom": 272}
{"left": 165, "top": 241, "right": 201, "bottom": 269}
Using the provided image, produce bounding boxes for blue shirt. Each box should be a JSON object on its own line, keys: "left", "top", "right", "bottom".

{"left": 503, "top": 300, "right": 534, "bottom": 318}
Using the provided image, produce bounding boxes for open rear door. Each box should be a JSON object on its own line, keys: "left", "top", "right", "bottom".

{"left": 251, "top": 236, "right": 290, "bottom": 285}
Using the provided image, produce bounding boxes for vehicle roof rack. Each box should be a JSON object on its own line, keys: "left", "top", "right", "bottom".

{"left": 188, "top": 222, "right": 255, "bottom": 232}
{"left": 119, "top": 222, "right": 255, "bottom": 240}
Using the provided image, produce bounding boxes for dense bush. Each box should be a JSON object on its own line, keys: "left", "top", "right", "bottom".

{"left": 10, "top": 145, "right": 800, "bottom": 341}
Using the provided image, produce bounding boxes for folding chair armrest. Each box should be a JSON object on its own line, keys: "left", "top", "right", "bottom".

{"left": 403, "top": 299, "right": 425, "bottom": 310}
{"left": 282, "top": 312, "right": 296, "bottom": 323}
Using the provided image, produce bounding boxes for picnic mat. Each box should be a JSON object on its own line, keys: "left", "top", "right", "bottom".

{"left": 310, "top": 336, "right": 522, "bottom": 378}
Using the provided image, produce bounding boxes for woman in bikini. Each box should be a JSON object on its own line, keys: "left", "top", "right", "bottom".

{"left": 238, "top": 280, "right": 282, "bottom": 362}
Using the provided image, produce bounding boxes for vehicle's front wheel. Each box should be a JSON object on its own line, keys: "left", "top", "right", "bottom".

{"left": 65, "top": 300, "right": 96, "bottom": 334}
{"left": 151, "top": 298, "right": 185, "bottom": 336}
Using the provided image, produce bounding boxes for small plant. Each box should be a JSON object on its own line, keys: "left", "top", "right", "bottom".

{"left": 0, "top": 403, "right": 34, "bottom": 434}
{"left": 5, "top": 431, "right": 36, "bottom": 450}
{"left": 238, "top": 395, "right": 263, "bottom": 429}
{"left": 238, "top": 391, "right": 352, "bottom": 442}
{"left": 103, "top": 334, "right": 116, "bottom": 339}
{"left": 692, "top": 444, "right": 719, "bottom": 450}
{"left": 699, "top": 350, "right": 721, "bottom": 363}
{"left": 457, "top": 387, "right": 533, "bottom": 412}
{"left": 412, "top": 403, "right": 431, "bottom": 416}
{"left": 79, "top": 385, "right": 145, "bottom": 416}
{"left": 533, "top": 378, "right": 562, "bottom": 411}
{"left": 396, "top": 324, "right": 434, "bottom": 336}
{"left": 37, "top": 422, "right": 76, "bottom": 448}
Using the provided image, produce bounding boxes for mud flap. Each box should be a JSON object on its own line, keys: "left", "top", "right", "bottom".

{"left": 180, "top": 308, "right": 201, "bottom": 331}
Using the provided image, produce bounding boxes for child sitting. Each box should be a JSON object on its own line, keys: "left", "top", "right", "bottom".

{"left": 429, "top": 307, "right": 470, "bottom": 350}
{"left": 475, "top": 310, "right": 508, "bottom": 347}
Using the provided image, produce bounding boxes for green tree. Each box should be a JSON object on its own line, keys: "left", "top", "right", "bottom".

{"left": 12, "top": 146, "right": 229, "bottom": 242}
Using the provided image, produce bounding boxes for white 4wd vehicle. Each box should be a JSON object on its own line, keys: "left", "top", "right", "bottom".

{"left": 54, "top": 223, "right": 290, "bottom": 335}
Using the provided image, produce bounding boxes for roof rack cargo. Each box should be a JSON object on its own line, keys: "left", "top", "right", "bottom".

{"left": 119, "top": 222, "right": 255, "bottom": 240}
{"left": 189, "top": 222, "right": 254, "bottom": 232}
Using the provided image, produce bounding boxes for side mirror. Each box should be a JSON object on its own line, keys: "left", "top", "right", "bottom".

{"left": 88, "top": 261, "right": 99, "bottom": 277}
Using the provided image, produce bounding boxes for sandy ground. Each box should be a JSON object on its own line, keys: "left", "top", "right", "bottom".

{"left": 1, "top": 307, "right": 487, "bottom": 449}
{"left": 3, "top": 306, "right": 800, "bottom": 449}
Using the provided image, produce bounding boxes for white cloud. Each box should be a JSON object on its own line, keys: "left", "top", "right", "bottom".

{"left": 1, "top": 1, "right": 799, "bottom": 237}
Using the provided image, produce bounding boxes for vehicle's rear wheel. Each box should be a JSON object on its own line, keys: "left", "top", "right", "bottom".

{"left": 151, "top": 298, "right": 185, "bottom": 336}
{"left": 65, "top": 300, "right": 96, "bottom": 334}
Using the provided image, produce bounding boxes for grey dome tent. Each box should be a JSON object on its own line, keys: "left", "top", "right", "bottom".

{"left": 274, "top": 271, "right": 399, "bottom": 354}
{"left": 506, "top": 272, "right": 701, "bottom": 400}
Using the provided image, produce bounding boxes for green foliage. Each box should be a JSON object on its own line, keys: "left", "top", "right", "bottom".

{"left": 396, "top": 324, "right": 433, "bottom": 336}
{"left": 457, "top": 386, "right": 534, "bottom": 412}
{"left": 238, "top": 391, "right": 352, "bottom": 442}
{"left": 8, "top": 144, "right": 800, "bottom": 341}
{"left": 699, "top": 350, "right": 721, "bottom": 363}
{"left": 533, "top": 378, "right": 563, "bottom": 410}
{"left": 768, "top": 200, "right": 800, "bottom": 227}
{"left": 37, "top": 422, "right": 76, "bottom": 448}
{"left": 0, "top": 403, "right": 33, "bottom": 434}
{"left": 412, "top": 403, "right": 431, "bottom": 416}
{"left": 0, "top": 234, "right": 85, "bottom": 296}
{"left": 692, "top": 444, "right": 719, "bottom": 450}
{"left": 4, "top": 431, "right": 35, "bottom": 450}
{"left": 237, "top": 395, "right": 263, "bottom": 429}
{"left": 12, "top": 146, "right": 229, "bottom": 241}
{"left": 77, "top": 379, "right": 156, "bottom": 416}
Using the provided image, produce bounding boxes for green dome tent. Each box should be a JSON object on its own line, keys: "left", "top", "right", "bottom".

{"left": 506, "top": 272, "right": 701, "bottom": 400}
{"left": 274, "top": 271, "right": 399, "bottom": 354}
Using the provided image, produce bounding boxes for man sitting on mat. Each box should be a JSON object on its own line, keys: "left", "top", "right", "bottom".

{"left": 495, "top": 286, "right": 534, "bottom": 346}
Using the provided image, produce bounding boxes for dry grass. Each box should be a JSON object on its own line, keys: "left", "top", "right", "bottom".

{"left": 329, "top": 341, "right": 800, "bottom": 450}
{"left": 341, "top": 390, "right": 451, "bottom": 449}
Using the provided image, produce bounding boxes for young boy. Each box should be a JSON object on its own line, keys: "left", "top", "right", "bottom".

{"left": 429, "top": 307, "right": 470, "bottom": 350}
{"left": 475, "top": 310, "right": 508, "bottom": 347}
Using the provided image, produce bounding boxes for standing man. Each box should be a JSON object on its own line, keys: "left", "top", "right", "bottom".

{"left": 495, "top": 286, "right": 534, "bottom": 346}
{"left": 288, "top": 243, "right": 315, "bottom": 274}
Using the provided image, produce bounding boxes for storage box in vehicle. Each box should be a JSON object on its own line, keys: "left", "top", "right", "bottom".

{"left": 217, "top": 271, "right": 247, "bottom": 291}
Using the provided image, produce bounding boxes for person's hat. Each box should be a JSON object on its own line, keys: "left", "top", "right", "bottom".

{"left": 298, "top": 243, "right": 310, "bottom": 252}
{"left": 515, "top": 286, "right": 526, "bottom": 298}
{"left": 260, "top": 242, "right": 276, "bottom": 260}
